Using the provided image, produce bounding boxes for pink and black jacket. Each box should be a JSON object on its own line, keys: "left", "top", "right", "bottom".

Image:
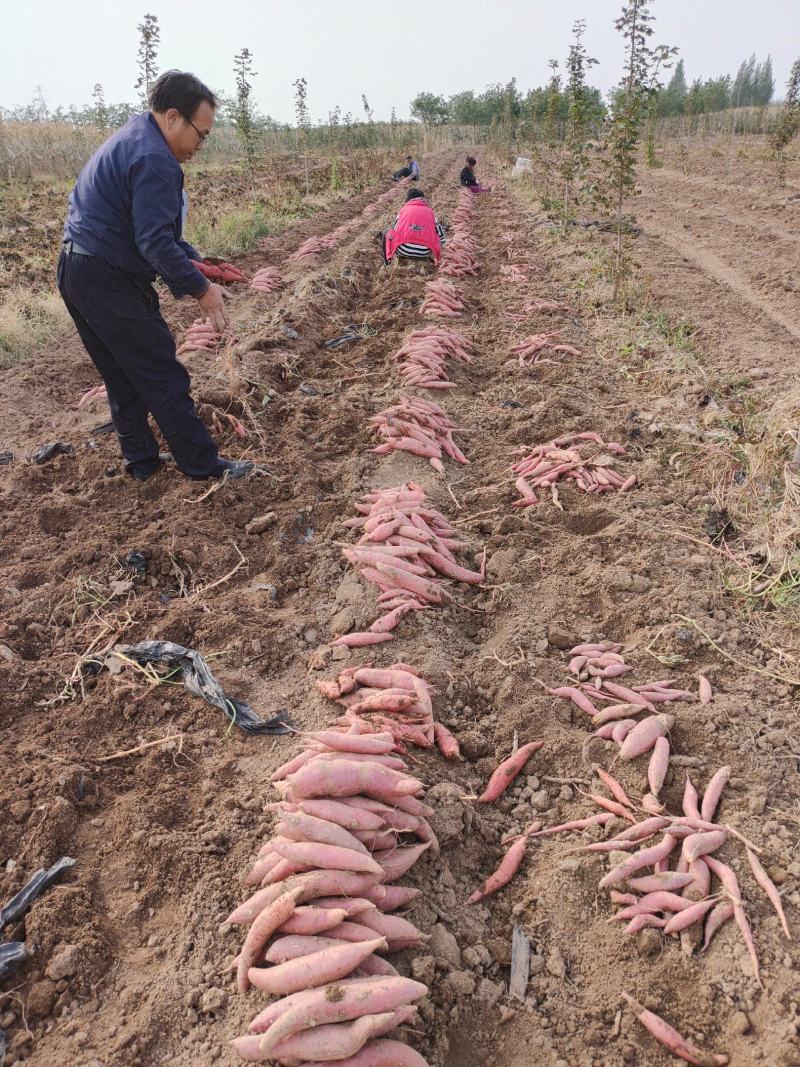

{"left": 384, "top": 198, "right": 443, "bottom": 263}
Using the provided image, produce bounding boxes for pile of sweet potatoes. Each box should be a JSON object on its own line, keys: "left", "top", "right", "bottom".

{"left": 325, "top": 220, "right": 360, "bottom": 247}
{"left": 438, "top": 234, "right": 479, "bottom": 278}
{"left": 316, "top": 662, "right": 459, "bottom": 757}
{"left": 335, "top": 482, "right": 484, "bottom": 646}
{"left": 288, "top": 236, "right": 327, "bottom": 266}
{"left": 192, "top": 258, "right": 248, "bottom": 283}
{"left": 392, "top": 328, "right": 473, "bottom": 390}
{"left": 499, "top": 265, "right": 527, "bottom": 285}
{"left": 362, "top": 184, "right": 408, "bottom": 220}
{"left": 504, "top": 298, "right": 575, "bottom": 322}
{"left": 575, "top": 763, "right": 788, "bottom": 986}
{"left": 251, "top": 267, "right": 287, "bottom": 294}
{"left": 541, "top": 642, "right": 791, "bottom": 979}
{"left": 554, "top": 641, "right": 696, "bottom": 797}
{"left": 420, "top": 280, "right": 465, "bottom": 318}
{"left": 335, "top": 482, "right": 484, "bottom": 642}
{"left": 510, "top": 332, "right": 582, "bottom": 367}
{"left": 226, "top": 725, "right": 435, "bottom": 1064}
{"left": 370, "top": 394, "right": 468, "bottom": 472}
{"left": 511, "top": 432, "right": 635, "bottom": 508}
{"left": 284, "top": 184, "right": 404, "bottom": 271}
{"left": 450, "top": 188, "right": 476, "bottom": 229}
{"left": 438, "top": 194, "right": 478, "bottom": 278}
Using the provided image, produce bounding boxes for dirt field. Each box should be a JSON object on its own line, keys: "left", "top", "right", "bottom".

{"left": 1, "top": 137, "right": 799, "bottom": 1067}
{"left": 638, "top": 136, "right": 800, "bottom": 375}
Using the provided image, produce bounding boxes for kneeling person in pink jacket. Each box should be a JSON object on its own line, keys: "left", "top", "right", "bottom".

{"left": 382, "top": 188, "right": 445, "bottom": 266}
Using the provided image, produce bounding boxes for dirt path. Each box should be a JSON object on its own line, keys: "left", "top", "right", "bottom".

{"left": 635, "top": 141, "right": 800, "bottom": 392}
{"left": 1, "top": 141, "right": 799, "bottom": 1067}
{"left": 644, "top": 220, "right": 800, "bottom": 344}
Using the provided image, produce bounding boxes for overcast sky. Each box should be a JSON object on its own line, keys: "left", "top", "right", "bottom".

{"left": 3, "top": 0, "right": 799, "bottom": 122}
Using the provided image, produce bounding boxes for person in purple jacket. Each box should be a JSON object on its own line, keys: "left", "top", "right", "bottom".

{"left": 58, "top": 70, "right": 252, "bottom": 482}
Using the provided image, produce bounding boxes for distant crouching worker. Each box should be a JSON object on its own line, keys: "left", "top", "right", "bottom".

{"left": 382, "top": 188, "right": 445, "bottom": 266}
{"left": 459, "top": 155, "right": 491, "bottom": 192}
{"left": 392, "top": 155, "right": 420, "bottom": 182}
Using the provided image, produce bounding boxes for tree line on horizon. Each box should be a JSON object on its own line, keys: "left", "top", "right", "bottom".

{"left": 0, "top": 34, "right": 779, "bottom": 132}
{"left": 409, "top": 55, "right": 776, "bottom": 127}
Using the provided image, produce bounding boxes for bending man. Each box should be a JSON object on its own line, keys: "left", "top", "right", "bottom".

{"left": 58, "top": 70, "right": 252, "bottom": 482}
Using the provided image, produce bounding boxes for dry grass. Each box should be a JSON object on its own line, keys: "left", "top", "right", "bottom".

{"left": 0, "top": 287, "right": 69, "bottom": 367}
{"left": 711, "top": 387, "right": 800, "bottom": 548}
{"left": 0, "top": 122, "right": 106, "bottom": 181}
{"left": 719, "top": 388, "right": 800, "bottom": 611}
{"left": 666, "top": 385, "right": 800, "bottom": 627}
{"left": 745, "top": 386, "right": 800, "bottom": 515}
{"left": 0, "top": 122, "right": 473, "bottom": 182}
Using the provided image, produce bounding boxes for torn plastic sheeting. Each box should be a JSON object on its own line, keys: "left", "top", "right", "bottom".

{"left": 0, "top": 856, "right": 75, "bottom": 930}
{"left": 121, "top": 550, "right": 148, "bottom": 576}
{"left": 0, "top": 451, "right": 14, "bottom": 465}
{"left": 90, "top": 420, "right": 115, "bottom": 436}
{"left": 323, "top": 332, "right": 361, "bottom": 349}
{"left": 0, "top": 942, "right": 29, "bottom": 982}
{"left": 29, "top": 441, "right": 75, "bottom": 464}
{"left": 102, "top": 640, "right": 294, "bottom": 736}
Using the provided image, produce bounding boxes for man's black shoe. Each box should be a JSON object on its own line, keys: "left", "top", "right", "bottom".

{"left": 207, "top": 457, "right": 254, "bottom": 480}
{"left": 126, "top": 462, "right": 162, "bottom": 482}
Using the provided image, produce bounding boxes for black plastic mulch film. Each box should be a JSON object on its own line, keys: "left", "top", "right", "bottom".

{"left": 96, "top": 640, "right": 294, "bottom": 736}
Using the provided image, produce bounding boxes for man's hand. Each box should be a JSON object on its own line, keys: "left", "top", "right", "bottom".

{"left": 196, "top": 282, "right": 228, "bottom": 334}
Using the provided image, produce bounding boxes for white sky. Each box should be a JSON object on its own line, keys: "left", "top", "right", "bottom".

{"left": 3, "top": 0, "right": 799, "bottom": 122}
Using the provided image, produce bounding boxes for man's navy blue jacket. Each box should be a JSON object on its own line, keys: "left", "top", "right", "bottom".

{"left": 63, "top": 112, "right": 208, "bottom": 299}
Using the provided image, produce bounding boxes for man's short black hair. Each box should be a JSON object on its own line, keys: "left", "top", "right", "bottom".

{"left": 405, "top": 188, "right": 426, "bottom": 201}
{"left": 149, "top": 70, "right": 217, "bottom": 117}
{"left": 406, "top": 155, "right": 413, "bottom": 161}
{"left": 466, "top": 156, "right": 477, "bottom": 166}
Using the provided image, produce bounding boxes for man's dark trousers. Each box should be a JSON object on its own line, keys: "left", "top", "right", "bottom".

{"left": 57, "top": 248, "right": 219, "bottom": 479}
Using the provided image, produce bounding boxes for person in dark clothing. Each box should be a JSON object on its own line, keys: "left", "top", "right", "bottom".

{"left": 392, "top": 156, "right": 420, "bottom": 182}
{"left": 459, "top": 155, "right": 491, "bottom": 192}
{"left": 58, "top": 70, "right": 252, "bottom": 482}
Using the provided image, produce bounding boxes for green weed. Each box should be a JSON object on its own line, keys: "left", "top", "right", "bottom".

{"left": 187, "top": 205, "right": 285, "bottom": 258}
{"left": 644, "top": 310, "right": 699, "bottom": 352}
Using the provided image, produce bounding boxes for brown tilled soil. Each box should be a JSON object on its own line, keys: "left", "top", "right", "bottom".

{"left": 1, "top": 139, "right": 799, "bottom": 1067}
{"left": 636, "top": 136, "right": 800, "bottom": 379}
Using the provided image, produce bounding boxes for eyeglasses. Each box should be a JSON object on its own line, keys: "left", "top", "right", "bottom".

{"left": 182, "top": 114, "right": 209, "bottom": 143}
